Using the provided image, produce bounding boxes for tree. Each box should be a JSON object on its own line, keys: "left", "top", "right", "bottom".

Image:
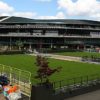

{"left": 35, "top": 55, "right": 62, "bottom": 83}
{"left": 16, "top": 40, "right": 23, "bottom": 50}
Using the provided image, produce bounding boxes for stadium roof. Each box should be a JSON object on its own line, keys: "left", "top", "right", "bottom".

{"left": 0, "top": 16, "right": 7, "bottom": 20}
{"left": 0, "top": 16, "right": 100, "bottom": 26}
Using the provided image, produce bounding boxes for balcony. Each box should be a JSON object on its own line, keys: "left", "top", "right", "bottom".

{"left": 0, "top": 25, "right": 67, "bottom": 29}
{"left": 0, "top": 25, "right": 100, "bottom": 30}
{"left": 0, "top": 33, "right": 100, "bottom": 38}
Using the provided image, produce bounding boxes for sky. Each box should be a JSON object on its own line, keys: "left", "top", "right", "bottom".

{"left": 0, "top": 0, "right": 100, "bottom": 21}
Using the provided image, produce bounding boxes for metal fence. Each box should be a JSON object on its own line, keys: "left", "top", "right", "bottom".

{"left": 0, "top": 64, "right": 31, "bottom": 99}
{"left": 53, "top": 74, "right": 100, "bottom": 93}
{"left": 82, "top": 56, "right": 100, "bottom": 63}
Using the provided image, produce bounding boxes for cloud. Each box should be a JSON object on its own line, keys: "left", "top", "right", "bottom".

{"left": 34, "top": 0, "right": 51, "bottom": 2}
{"left": 12, "top": 12, "right": 37, "bottom": 18}
{"left": 91, "top": 13, "right": 100, "bottom": 21}
{"left": 57, "top": 0, "right": 100, "bottom": 20}
{"left": 56, "top": 12, "right": 66, "bottom": 19}
{"left": 1, "top": 0, "right": 100, "bottom": 21}
{"left": 0, "top": 0, "right": 65, "bottom": 19}
{"left": 0, "top": 1, "right": 37, "bottom": 18}
{"left": 37, "top": 12, "right": 65, "bottom": 19}
{"left": 13, "top": 11, "right": 65, "bottom": 19}
{"left": 0, "top": 1, "right": 14, "bottom": 13}
{"left": 0, "top": 12, "right": 37, "bottom": 19}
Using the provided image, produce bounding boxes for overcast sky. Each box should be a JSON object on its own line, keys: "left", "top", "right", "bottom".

{"left": 0, "top": 0, "right": 100, "bottom": 20}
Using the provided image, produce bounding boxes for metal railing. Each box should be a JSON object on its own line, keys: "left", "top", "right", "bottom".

{"left": 53, "top": 74, "right": 100, "bottom": 93}
{"left": 82, "top": 56, "right": 100, "bottom": 63}
{"left": 0, "top": 33, "right": 99, "bottom": 38}
{"left": 0, "top": 25, "right": 100, "bottom": 30}
{"left": 0, "top": 64, "right": 31, "bottom": 99}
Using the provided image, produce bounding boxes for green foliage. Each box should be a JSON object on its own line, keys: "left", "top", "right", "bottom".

{"left": 15, "top": 41, "right": 23, "bottom": 50}
{"left": 0, "top": 54, "right": 100, "bottom": 85}
{"left": 35, "top": 55, "right": 62, "bottom": 83}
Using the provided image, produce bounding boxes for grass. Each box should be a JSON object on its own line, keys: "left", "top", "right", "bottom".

{"left": 55, "top": 51, "right": 100, "bottom": 57}
{"left": 0, "top": 54, "right": 100, "bottom": 86}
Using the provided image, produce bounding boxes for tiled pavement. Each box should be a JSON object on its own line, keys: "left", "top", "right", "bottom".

{"left": 65, "top": 90, "right": 100, "bottom": 100}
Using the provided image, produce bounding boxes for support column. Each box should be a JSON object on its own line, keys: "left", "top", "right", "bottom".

{"left": 77, "top": 45, "right": 79, "bottom": 50}
{"left": 39, "top": 39, "right": 42, "bottom": 53}
{"left": 50, "top": 39, "right": 53, "bottom": 49}
{"left": 84, "top": 45, "right": 86, "bottom": 50}
{"left": 51, "top": 43, "right": 53, "bottom": 49}
{"left": 29, "top": 43, "right": 32, "bottom": 52}
{"left": 9, "top": 37, "right": 12, "bottom": 50}
{"left": 29, "top": 43, "right": 32, "bottom": 50}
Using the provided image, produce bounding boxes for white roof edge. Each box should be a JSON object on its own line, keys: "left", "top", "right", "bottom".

{"left": 0, "top": 16, "right": 12, "bottom": 22}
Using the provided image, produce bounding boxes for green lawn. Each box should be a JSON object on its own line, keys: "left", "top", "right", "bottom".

{"left": 55, "top": 52, "right": 100, "bottom": 57}
{"left": 0, "top": 54, "right": 100, "bottom": 86}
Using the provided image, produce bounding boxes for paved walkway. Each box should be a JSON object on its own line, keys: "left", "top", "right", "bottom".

{"left": 48, "top": 54, "right": 81, "bottom": 62}
{"left": 0, "top": 94, "right": 6, "bottom": 100}
{"left": 65, "top": 90, "right": 100, "bottom": 100}
{"left": 28, "top": 53, "right": 81, "bottom": 62}
{"left": 28, "top": 53, "right": 100, "bottom": 65}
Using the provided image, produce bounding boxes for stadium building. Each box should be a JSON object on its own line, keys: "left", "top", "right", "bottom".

{"left": 0, "top": 16, "right": 100, "bottom": 52}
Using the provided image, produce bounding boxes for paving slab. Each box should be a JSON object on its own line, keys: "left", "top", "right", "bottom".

{"left": 65, "top": 90, "right": 100, "bottom": 100}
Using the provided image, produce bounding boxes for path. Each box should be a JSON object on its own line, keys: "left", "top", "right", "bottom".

{"left": 28, "top": 53, "right": 81, "bottom": 62}
{"left": 65, "top": 89, "right": 100, "bottom": 100}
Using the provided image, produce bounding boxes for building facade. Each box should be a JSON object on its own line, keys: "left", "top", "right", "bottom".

{"left": 0, "top": 16, "right": 100, "bottom": 51}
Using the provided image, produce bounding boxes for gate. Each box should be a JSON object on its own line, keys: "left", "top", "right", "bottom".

{"left": 0, "top": 64, "right": 31, "bottom": 99}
